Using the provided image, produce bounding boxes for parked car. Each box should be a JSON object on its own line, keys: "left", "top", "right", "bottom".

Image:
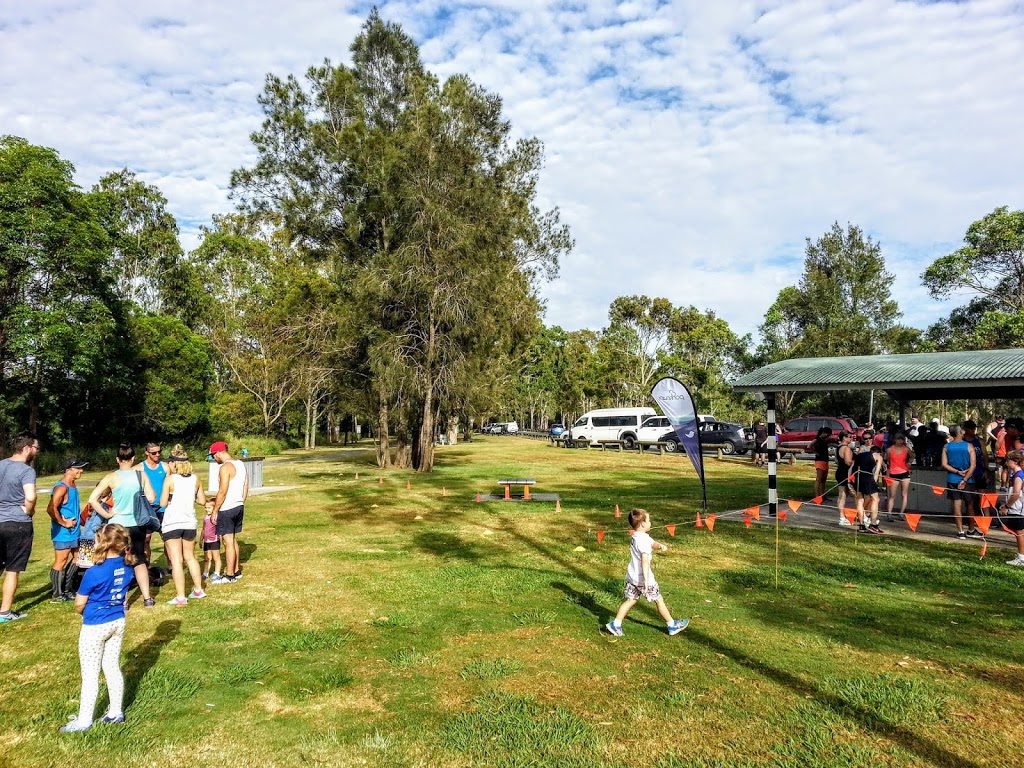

{"left": 504, "top": 421, "right": 519, "bottom": 434}
{"left": 636, "top": 415, "right": 672, "bottom": 444}
{"left": 658, "top": 420, "right": 752, "bottom": 455}
{"left": 549, "top": 423, "right": 565, "bottom": 437}
{"left": 565, "top": 407, "right": 658, "bottom": 449}
{"left": 778, "top": 416, "right": 864, "bottom": 457}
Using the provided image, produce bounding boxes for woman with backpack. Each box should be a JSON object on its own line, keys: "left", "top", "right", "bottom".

{"left": 86, "top": 444, "right": 157, "bottom": 608}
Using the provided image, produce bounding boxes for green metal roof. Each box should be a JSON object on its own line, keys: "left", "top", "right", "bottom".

{"left": 732, "top": 349, "right": 1024, "bottom": 399}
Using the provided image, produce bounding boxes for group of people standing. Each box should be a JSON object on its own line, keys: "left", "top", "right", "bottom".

{"left": 807, "top": 417, "right": 1024, "bottom": 566}
{"left": 0, "top": 433, "right": 250, "bottom": 733}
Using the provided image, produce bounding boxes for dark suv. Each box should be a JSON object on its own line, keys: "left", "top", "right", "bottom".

{"left": 659, "top": 420, "right": 752, "bottom": 455}
{"left": 778, "top": 416, "right": 864, "bottom": 457}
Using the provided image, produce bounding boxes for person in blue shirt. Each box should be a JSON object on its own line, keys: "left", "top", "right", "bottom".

{"left": 941, "top": 426, "right": 979, "bottom": 540}
{"left": 47, "top": 458, "right": 88, "bottom": 602}
{"left": 60, "top": 524, "right": 136, "bottom": 733}
{"left": 133, "top": 442, "right": 169, "bottom": 563}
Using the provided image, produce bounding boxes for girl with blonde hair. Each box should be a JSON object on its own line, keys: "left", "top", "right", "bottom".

{"left": 159, "top": 445, "right": 207, "bottom": 604}
{"left": 61, "top": 523, "right": 135, "bottom": 732}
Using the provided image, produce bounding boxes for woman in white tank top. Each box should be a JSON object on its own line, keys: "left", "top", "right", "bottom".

{"left": 159, "top": 446, "right": 207, "bottom": 605}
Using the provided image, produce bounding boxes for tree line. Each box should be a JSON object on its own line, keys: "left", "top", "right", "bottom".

{"left": 2, "top": 12, "right": 1022, "bottom": 468}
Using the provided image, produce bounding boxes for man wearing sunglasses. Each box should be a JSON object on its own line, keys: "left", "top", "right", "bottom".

{"left": 134, "top": 443, "right": 169, "bottom": 563}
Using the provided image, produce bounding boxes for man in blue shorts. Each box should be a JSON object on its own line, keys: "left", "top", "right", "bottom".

{"left": 209, "top": 441, "right": 249, "bottom": 584}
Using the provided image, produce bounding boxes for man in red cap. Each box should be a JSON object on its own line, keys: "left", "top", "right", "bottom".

{"left": 208, "top": 441, "right": 248, "bottom": 584}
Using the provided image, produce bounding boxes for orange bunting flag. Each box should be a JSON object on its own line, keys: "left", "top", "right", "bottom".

{"left": 980, "top": 541, "right": 987, "bottom": 558}
{"left": 614, "top": 504, "right": 622, "bottom": 518}
{"left": 931, "top": 486, "right": 945, "bottom": 496}
{"left": 743, "top": 515, "right": 752, "bottom": 529}
{"left": 848, "top": 475, "right": 856, "bottom": 485}
{"left": 667, "top": 524, "right": 677, "bottom": 537}
{"left": 596, "top": 531, "right": 605, "bottom": 544}
{"left": 751, "top": 507, "right": 761, "bottom": 521}
{"left": 904, "top": 513, "right": 921, "bottom": 532}
{"left": 744, "top": 505, "right": 760, "bottom": 517}
{"left": 981, "top": 493, "right": 998, "bottom": 510}
{"left": 972, "top": 516, "right": 993, "bottom": 535}
{"left": 706, "top": 514, "right": 716, "bottom": 532}
{"left": 695, "top": 512, "right": 704, "bottom": 529}
{"left": 884, "top": 477, "right": 895, "bottom": 486}
{"left": 813, "top": 496, "right": 823, "bottom": 505}
{"left": 843, "top": 508, "right": 858, "bottom": 525}
{"left": 787, "top": 499, "right": 802, "bottom": 513}
{"left": 779, "top": 510, "right": 788, "bottom": 522}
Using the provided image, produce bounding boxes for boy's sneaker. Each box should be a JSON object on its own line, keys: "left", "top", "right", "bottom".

{"left": 1006, "top": 556, "right": 1024, "bottom": 567}
{"left": 189, "top": 589, "right": 207, "bottom": 599}
{"left": 965, "top": 529, "right": 984, "bottom": 538}
{"left": 839, "top": 517, "right": 851, "bottom": 526}
{"left": 59, "top": 719, "right": 91, "bottom": 733}
{"left": 956, "top": 530, "right": 967, "bottom": 540}
{"left": 209, "top": 574, "right": 228, "bottom": 585}
{"left": 143, "top": 598, "right": 156, "bottom": 608}
{"left": 603, "top": 622, "right": 624, "bottom": 637}
{"left": 867, "top": 524, "right": 884, "bottom": 535}
{"left": 100, "top": 714, "right": 125, "bottom": 724}
{"left": 166, "top": 597, "right": 188, "bottom": 606}
{"left": 0, "top": 611, "right": 27, "bottom": 623}
{"left": 668, "top": 618, "right": 689, "bottom": 636}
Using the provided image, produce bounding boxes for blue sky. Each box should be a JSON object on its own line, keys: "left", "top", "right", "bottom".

{"left": 2, "top": 0, "right": 1022, "bottom": 339}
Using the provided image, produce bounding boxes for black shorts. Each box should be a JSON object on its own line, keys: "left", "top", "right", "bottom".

{"left": 1001, "top": 516, "right": 1024, "bottom": 533}
{"left": 128, "top": 525, "right": 148, "bottom": 566}
{"left": 203, "top": 540, "right": 221, "bottom": 551}
{"left": 162, "top": 529, "right": 196, "bottom": 542}
{"left": 889, "top": 472, "right": 911, "bottom": 481}
{"left": 854, "top": 476, "right": 878, "bottom": 495}
{"left": 946, "top": 482, "right": 974, "bottom": 503}
{"left": 216, "top": 506, "right": 244, "bottom": 536}
{"left": 0, "top": 522, "right": 34, "bottom": 573}
{"left": 836, "top": 474, "right": 851, "bottom": 490}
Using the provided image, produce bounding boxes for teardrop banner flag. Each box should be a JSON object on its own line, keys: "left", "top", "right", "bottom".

{"left": 666, "top": 524, "right": 677, "bottom": 537}
{"left": 904, "top": 513, "right": 921, "bottom": 532}
{"left": 972, "top": 516, "right": 993, "bottom": 535}
{"left": 843, "top": 508, "right": 858, "bottom": 525}
{"left": 706, "top": 514, "right": 716, "bottom": 532}
{"left": 596, "top": 531, "right": 605, "bottom": 544}
{"left": 787, "top": 499, "right": 802, "bottom": 513}
{"left": 813, "top": 496, "right": 823, "bottom": 505}
{"left": 651, "top": 377, "right": 706, "bottom": 509}
{"left": 931, "top": 486, "right": 945, "bottom": 496}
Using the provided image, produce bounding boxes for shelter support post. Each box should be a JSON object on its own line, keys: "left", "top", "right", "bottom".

{"left": 899, "top": 401, "right": 907, "bottom": 431}
{"left": 766, "top": 392, "right": 777, "bottom": 517}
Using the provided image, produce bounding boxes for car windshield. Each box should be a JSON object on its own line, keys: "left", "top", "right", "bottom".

{"left": 846, "top": 419, "right": 858, "bottom": 428}
{"left": 573, "top": 416, "right": 587, "bottom": 427}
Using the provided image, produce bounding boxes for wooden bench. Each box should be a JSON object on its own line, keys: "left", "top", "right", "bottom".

{"left": 551, "top": 435, "right": 570, "bottom": 446}
{"left": 597, "top": 440, "right": 625, "bottom": 451}
{"left": 497, "top": 478, "right": 537, "bottom": 500}
{"left": 638, "top": 440, "right": 672, "bottom": 455}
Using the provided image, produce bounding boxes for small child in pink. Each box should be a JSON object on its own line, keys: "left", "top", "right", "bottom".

{"left": 201, "top": 502, "right": 221, "bottom": 582}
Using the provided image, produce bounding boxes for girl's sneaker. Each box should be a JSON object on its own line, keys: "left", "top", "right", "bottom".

{"left": 201, "top": 573, "right": 209, "bottom": 582}
{"left": 143, "top": 598, "right": 156, "bottom": 608}
{"left": 189, "top": 589, "right": 207, "bottom": 599}
{"left": 166, "top": 597, "right": 188, "bottom": 606}
{"left": 100, "top": 713, "right": 125, "bottom": 724}
{"left": 603, "top": 622, "right": 624, "bottom": 637}
{"left": 59, "top": 718, "right": 91, "bottom": 733}
{"left": 668, "top": 618, "right": 689, "bottom": 636}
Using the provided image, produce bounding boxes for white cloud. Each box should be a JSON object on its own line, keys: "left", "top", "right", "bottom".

{"left": 2, "top": 0, "right": 1022, "bottom": 340}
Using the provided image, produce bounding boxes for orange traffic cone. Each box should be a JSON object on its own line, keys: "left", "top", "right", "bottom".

{"left": 378, "top": 477, "right": 383, "bottom": 485}
{"left": 614, "top": 504, "right": 621, "bottom": 518}
{"left": 355, "top": 472, "right": 359, "bottom": 480}
{"left": 442, "top": 486, "right": 447, "bottom": 497}
{"left": 475, "top": 492, "right": 482, "bottom": 503}
{"left": 695, "top": 511, "right": 704, "bottom": 528}
{"left": 406, "top": 480, "right": 411, "bottom": 490}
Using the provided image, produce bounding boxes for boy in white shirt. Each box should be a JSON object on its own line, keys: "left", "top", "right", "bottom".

{"left": 605, "top": 508, "right": 689, "bottom": 637}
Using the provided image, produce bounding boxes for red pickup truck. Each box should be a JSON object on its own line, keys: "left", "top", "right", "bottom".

{"left": 777, "top": 416, "right": 866, "bottom": 458}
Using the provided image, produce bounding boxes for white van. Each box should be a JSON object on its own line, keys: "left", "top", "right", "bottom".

{"left": 566, "top": 407, "right": 657, "bottom": 449}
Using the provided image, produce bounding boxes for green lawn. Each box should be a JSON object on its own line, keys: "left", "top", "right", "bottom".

{"left": 1, "top": 438, "right": 1022, "bottom": 768}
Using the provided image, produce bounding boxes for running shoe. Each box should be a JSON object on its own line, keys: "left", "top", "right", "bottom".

{"left": 189, "top": 589, "right": 207, "bottom": 599}
{"left": 0, "top": 611, "right": 27, "bottom": 623}
{"left": 233, "top": 572, "right": 243, "bottom": 580}
{"left": 668, "top": 618, "right": 689, "bottom": 635}
{"left": 209, "top": 574, "right": 228, "bottom": 584}
{"left": 100, "top": 714, "right": 125, "bottom": 724}
{"left": 166, "top": 597, "right": 188, "bottom": 606}
{"left": 956, "top": 530, "right": 967, "bottom": 540}
{"left": 143, "top": 597, "right": 156, "bottom": 608}
{"left": 59, "top": 719, "right": 92, "bottom": 733}
{"left": 839, "top": 518, "right": 852, "bottom": 526}
{"left": 50, "top": 595, "right": 70, "bottom": 604}
{"left": 1006, "top": 557, "right": 1024, "bottom": 567}
{"left": 604, "top": 622, "right": 624, "bottom": 637}
{"left": 858, "top": 524, "right": 868, "bottom": 533}
{"left": 965, "top": 529, "right": 984, "bottom": 538}
{"left": 867, "top": 524, "right": 884, "bottom": 535}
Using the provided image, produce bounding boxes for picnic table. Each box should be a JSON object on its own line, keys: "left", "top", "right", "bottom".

{"left": 497, "top": 478, "right": 536, "bottom": 500}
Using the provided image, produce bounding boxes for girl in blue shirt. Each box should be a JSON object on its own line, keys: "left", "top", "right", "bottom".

{"left": 60, "top": 524, "right": 136, "bottom": 733}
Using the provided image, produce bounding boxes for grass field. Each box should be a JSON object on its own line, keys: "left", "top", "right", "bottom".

{"left": 1, "top": 437, "right": 1022, "bottom": 768}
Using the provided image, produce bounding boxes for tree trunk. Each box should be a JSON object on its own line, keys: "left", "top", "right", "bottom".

{"left": 446, "top": 416, "right": 458, "bottom": 445}
{"left": 413, "top": 387, "right": 435, "bottom": 472}
{"left": 377, "top": 399, "right": 391, "bottom": 468}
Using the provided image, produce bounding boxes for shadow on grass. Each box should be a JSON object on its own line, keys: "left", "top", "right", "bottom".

{"left": 688, "top": 628, "right": 980, "bottom": 768}
{"left": 17, "top": 584, "right": 55, "bottom": 613}
{"left": 551, "top": 581, "right": 663, "bottom": 632}
{"left": 123, "top": 619, "right": 182, "bottom": 709}
{"left": 412, "top": 531, "right": 485, "bottom": 562}
{"left": 239, "top": 541, "right": 257, "bottom": 565}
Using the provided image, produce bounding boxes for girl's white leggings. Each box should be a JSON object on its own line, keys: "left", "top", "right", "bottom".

{"left": 76, "top": 618, "right": 126, "bottom": 724}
